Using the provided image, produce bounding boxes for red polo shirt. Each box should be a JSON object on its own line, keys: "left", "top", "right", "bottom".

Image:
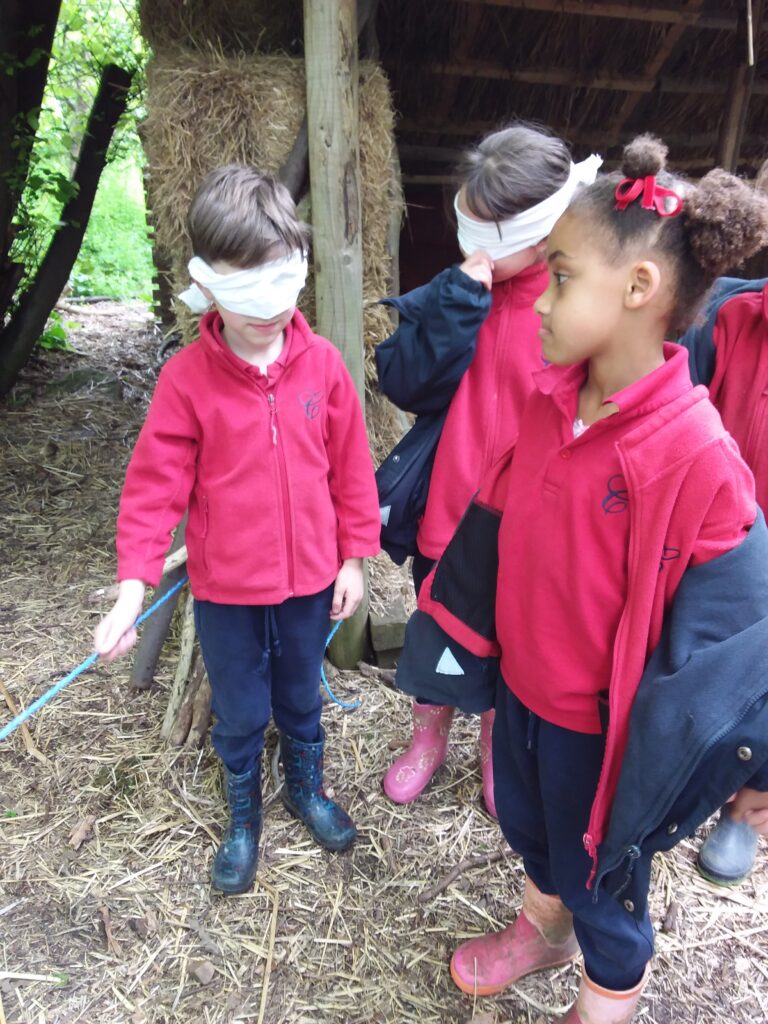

{"left": 497, "top": 345, "right": 742, "bottom": 733}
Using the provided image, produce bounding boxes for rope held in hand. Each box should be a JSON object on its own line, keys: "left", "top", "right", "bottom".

{"left": 0, "top": 578, "right": 189, "bottom": 743}
{"left": 0, "top": 583, "right": 360, "bottom": 743}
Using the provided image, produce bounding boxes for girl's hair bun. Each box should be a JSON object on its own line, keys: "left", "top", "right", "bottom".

{"left": 621, "top": 134, "right": 668, "bottom": 179}
{"left": 685, "top": 169, "right": 768, "bottom": 276}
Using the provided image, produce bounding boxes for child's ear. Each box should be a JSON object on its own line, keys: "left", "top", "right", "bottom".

{"left": 624, "top": 260, "right": 661, "bottom": 310}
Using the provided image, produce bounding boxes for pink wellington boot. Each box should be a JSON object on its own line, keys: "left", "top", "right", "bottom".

{"left": 557, "top": 965, "right": 649, "bottom": 1023}
{"left": 479, "top": 708, "right": 497, "bottom": 818}
{"left": 383, "top": 702, "right": 455, "bottom": 803}
{"left": 450, "top": 877, "right": 580, "bottom": 996}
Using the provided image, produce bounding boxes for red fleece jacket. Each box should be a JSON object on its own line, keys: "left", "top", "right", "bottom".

{"left": 708, "top": 284, "right": 768, "bottom": 510}
{"left": 117, "top": 310, "right": 380, "bottom": 603}
{"left": 417, "top": 262, "right": 548, "bottom": 560}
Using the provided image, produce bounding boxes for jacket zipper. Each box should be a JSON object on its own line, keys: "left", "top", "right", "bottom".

{"left": 201, "top": 494, "right": 210, "bottom": 573}
{"left": 267, "top": 391, "right": 294, "bottom": 595}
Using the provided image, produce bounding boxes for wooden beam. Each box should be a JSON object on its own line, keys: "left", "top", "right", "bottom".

{"left": 451, "top": 0, "right": 756, "bottom": 31}
{"left": 425, "top": 59, "right": 768, "bottom": 94}
{"left": 718, "top": 0, "right": 765, "bottom": 169}
{"left": 304, "top": 0, "right": 369, "bottom": 670}
{"left": 398, "top": 119, "right": 768, "bottom": 151}
{"left": 603, "top": 0, "right": 705, "bottom": 143}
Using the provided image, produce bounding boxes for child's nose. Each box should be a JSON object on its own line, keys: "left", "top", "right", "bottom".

{"left": 534, "top": 287, "right": 550, "bottom": 317}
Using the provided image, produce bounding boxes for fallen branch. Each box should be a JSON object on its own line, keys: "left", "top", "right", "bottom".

{"left": 418, "top": 848, "right": 513, "bottom": 903}
{"left": 356, "top": 660, "right": 396, "bottom": 686}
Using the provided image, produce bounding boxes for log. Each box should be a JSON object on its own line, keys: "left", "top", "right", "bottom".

{"left": 129, "top": 519, "right": 188, "bottom": 689}
{"left": 160, "top": 590, "right": 196, "bottom": 740}
{"left": 185, "top": 668, "right": 212, "bottom": 749}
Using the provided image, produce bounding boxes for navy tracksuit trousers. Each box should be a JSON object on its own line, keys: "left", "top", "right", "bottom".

{"left": 493, "top": 678, "right": 654, "bottom": 991}
{"left": 194, "top": 584, "right": 334, "bottom": 775}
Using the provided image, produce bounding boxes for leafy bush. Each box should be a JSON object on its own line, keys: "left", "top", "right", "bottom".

{"left": 70, "top": 159, "right": 154, "bottom": 300}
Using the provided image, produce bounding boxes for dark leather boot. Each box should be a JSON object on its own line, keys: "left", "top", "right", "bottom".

{"left": 696, "top": 803, "right": 758, "bottom": 886}
{"left": 212, "top": 759, "right": 262, "bottom": 894}
{"left": 280, "top": 727, "right": 356, "bottom": 851}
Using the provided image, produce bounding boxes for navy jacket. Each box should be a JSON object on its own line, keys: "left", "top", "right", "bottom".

{"left": 374, "top": 267, "right": 492, "bottom": 563}
{"left": 597, "top": 511, "right": 768, "bottom": 919}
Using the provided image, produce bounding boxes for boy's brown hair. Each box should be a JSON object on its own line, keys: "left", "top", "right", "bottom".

{"left": 187, "top": 165, "right": 310, "bottom": 267}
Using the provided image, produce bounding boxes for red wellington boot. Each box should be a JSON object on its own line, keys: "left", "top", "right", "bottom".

{"left": 557, "top": 966, "right": 649, "bottom": 1023}
{"left": 450, "top": 877, "right": 580, "bottom": 996}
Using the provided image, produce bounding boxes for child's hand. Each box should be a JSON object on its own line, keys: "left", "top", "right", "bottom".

{"left": 331, "top": 558, "right": 364, "bottom": 621}
{"left": 459, "top": 250, "right": 494, "bottom": 291}
{"left": 727, "top": 787, "right": 768, "bottom": 834}
{"left": 94, "top": 579, "right": 146, "bottom": 662}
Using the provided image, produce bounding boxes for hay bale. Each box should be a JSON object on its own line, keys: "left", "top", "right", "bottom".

{"left": 142, "top": 51, "right": 403, "bottom": 378}
{"left": 139, "top": 0, "right": 302, "bottom": 55}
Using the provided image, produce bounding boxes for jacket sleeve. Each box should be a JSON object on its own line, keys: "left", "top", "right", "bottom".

{"left": 116, "top": 366, "right": 199, "bottom": 585}
{"left": 325, "top": 355, "right": 381, "bottom": 561}
{"left": 374, "top": 265, "right": 492, "bottom": 414}
{"left": 689, "top": 440, "right": 756, "bottom": 566}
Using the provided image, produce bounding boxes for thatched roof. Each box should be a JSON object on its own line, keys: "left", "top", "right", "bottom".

{"left": 379, "top": 0, "right": 768, "bottom": 181}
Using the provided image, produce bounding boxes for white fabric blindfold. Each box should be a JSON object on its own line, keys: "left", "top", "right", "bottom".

{"left": 455, "top": 154, "right": 603, "bottom": 260}
{"left": 178, "top": 251, "right": 309, "bottom": 319}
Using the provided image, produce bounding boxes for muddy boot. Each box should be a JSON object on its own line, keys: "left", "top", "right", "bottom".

{"left": 280, "top": 727, "right": 356, "bottom": 851}
{"left": 557, "top": 966, "right": 649, "bottom": 1023}
{"left": 450, "top": 876, "right": 579, "bottom": 996}
{"left": 382, "top": 701, "right": 455, "bottom": 803}
{"left": 479, "top": 708, "right": 497, "bottom": 818}
{"left": 212, "top": 759, "right": 262, "bottom": 895}
{"left": 696, "top": 804, "right": 758, "bottom": 886}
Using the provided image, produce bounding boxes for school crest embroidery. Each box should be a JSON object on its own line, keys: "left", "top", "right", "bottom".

{"left": 299, "top": 389, "right": 323, "bottom": 420}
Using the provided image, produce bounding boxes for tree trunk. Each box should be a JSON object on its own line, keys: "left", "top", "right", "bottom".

{"left": 0, "top": 1, "right": 62, "bottom": 321}
{"left": 0, "top": 63, "right": 132, "bottom": 396}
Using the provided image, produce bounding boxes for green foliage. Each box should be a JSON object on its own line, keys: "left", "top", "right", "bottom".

{"left": 71, "top": 160, "right": 153, "bottom": 299}
{"left": 9, "top": 0, "right": 154, "bottom": 317}
{"left": 37, "top": 310, "right": 75, "bottom": 351}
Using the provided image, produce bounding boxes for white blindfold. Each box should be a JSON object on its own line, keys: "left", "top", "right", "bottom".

{"left": 178, "top": 251, "right": 309, "bottom": 319}
{"left": 455, "top": 154, "right": 603, "bottom": 261}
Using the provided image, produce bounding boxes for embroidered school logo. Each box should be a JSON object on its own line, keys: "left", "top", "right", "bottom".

{"left": 299, "top": 389, "right": 323, "bottom": 420}
{"left": 602, "top": 474, "right": 629, "bottom": 514}
{"left": 658, "top": 546, "right": 681, "bottom": 573}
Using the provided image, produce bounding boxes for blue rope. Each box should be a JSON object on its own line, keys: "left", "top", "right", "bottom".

{"left": 1, "top": 580, "right": 361, "bottom": 743}
{"left": 0, "top": 577, "right": 189, "bottom": 743}
{"left": 321, "top": 620, "right": 361, "bottom": 711}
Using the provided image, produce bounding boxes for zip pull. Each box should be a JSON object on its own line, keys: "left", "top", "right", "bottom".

{"left": 268, "top": 392, "right": 277, "bottom": 445}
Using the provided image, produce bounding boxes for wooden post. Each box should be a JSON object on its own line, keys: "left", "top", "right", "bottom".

{"left": 304, "top": 0, "right": 370, "bottom": 668}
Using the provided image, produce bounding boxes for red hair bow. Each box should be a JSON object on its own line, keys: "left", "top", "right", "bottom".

{"left": 614, "top": 176, "right": 683, "bottom": 218}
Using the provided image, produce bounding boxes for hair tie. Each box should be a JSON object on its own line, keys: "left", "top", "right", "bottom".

{"left": 614, "top": 176, "right": 683, "bottom": 218}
